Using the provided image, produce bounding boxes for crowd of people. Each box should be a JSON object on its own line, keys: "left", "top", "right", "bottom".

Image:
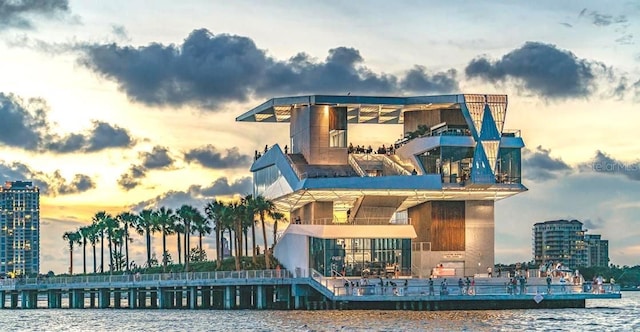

{"left": 348, "top": 143, "right": 395, "bottom": 155}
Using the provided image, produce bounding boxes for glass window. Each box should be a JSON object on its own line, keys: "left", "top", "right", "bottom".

{"left": 329, "top": 107, "right": 347, "bottom": 148}
{"left": 497, "top": 148, "right": 521, "bottom": 183}
{"left": 253, "top": 165, "right": 280, "bottom": 195}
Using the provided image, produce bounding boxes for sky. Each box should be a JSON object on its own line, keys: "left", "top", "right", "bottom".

{"left": 0, "top": 0, "right": 639, "bottom": 274}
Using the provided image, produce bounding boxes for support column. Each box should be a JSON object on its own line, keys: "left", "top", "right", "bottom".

{"left": 20, "top": 291, "right": 28, "bottom": 309}
{"left": 224, "top": 286, "right": 234, "bottom": 310}
{"left": 128, "top": 289, "right": 138, "bottom": 309}
{"left": 294, "top": 295, "right": 303, "bottom": 310}
{"left": 175, "top": 289, "right": 183, "bottom": 308}
{"left": 0, "top": 290, "right": 5, "bottom": 309}
{"left": 256, "top": 285, "right": 266, "bottom": 309}
{"left": 138, "top": 290, "right": 146, "bottom": 308}
{"left": 150, "top": 290, "right": 158, "bottom": 308}
{"left": 10, "top": 292, "right": 18, "bottom": 309}
{"left": 157, "top": 289, "right": 165, "bottom": 309}
{"left": 189, "top": 287, "right": 197, "bottom": 309}
{"left": 114, "top": 291, "right": 122, "bottom": 308}
{"left": 99, "top": 289, "right": 110, "bottom": 308}
{"left": 201, "top": 287, "right": 211, "bottom": 309}
{"left": 72, "top": 289, "right": 84, "bottom": 309}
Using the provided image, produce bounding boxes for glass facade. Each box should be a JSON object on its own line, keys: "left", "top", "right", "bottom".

{"left": 253, "top": 165, "right": 280, "bottom": 195}
{"left": 497, "top": 148, "right": 521, "bottom": 183}
{"left": 418, "top": 146, "right": 474, "bottom": 183}
{"left": 0, "top": 182, "right": 40, "bottom": 276}
{"left": 309, "top": 237, "right": 411, "bottom": 277}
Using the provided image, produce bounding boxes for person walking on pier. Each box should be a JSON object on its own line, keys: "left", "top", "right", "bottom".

{"left": 458, "top": 278, "right": 465, "bottom": 295}
{"left": 546, "top": 275, "right": 552, "bottom": 294}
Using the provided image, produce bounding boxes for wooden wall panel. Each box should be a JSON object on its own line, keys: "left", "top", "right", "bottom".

{"left": 430, "top": 201, "right": 465, "bottom": 251}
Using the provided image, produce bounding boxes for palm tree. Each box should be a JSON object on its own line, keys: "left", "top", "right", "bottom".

{"left": 156, "top": 207, "right": 175, "bottom": 271}
{"left": 173, "top": 219, "right": 185, "bottom": 265}
{"left": 271, "top": 211, "right": 287, "bottom": 247}
{"left": 78, "top": 226, "right": 91, "bottom": 274}
{"left": 92, "top": 211, "right": 111, "bottom": 273}
{"left": 103, "top": 215, "right": 119, "bottom": 272}
{"left": 242, "top": 194, "right": 258, "bottom": 264}
{"left": 204, "top": 200, "right": 225, "bottom": 268}
{"left": 86, "top": 224, "right": 99, "bottom": 273}
{"left": 191, "top": 209, "right": 210, "bottom": 251}
{"left": 177, "top": 204, "right": 199, "bottom": 272}
{"left": 116, "top": 211, "right": 136, "bottom": 271}
{"left": 228, "top": 201, "right": 244, "bottom": 271}
{"left": 135, "top": 209, "right": 158, "bottom": 268}
{"left": 62, "top": 230, "right": 81, "bottom": 275}
{"left": 253, "top": 195, "right": 277, "bottom": 269}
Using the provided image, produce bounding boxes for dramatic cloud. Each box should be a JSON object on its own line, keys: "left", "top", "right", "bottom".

{"left": 0, "top": 93, "right": 135, "bottom": 152}
{"left": 580, "top": 150, "right": 640, "bottom": 181}
{"left": 184, "top": 145, "right": 251, "bottom": 169}
{"left": 76, "top": 29, "right": 459, "bottom": 109}
{"left": 465, "top": 42, "right": 605, "bottom": 99}
{"left": 522, "top": 146, "right": 572, "bottom": 181}
{"left": 117, "top": 146, "right": 175, "bottom": 191}
{"left": 131, "top": 176, "right": 251, "bottom": 211}
{"left": 189, "top": 176, "right": 252, "bottom": 197}
{"left": 0, "top": 0, "right": 70, "bottom": 30}
{"left": 0, "top": 160, "right": 95, "bottom": 196}
{"left": 140, "top": 146, "right": 174, "bottom": 169}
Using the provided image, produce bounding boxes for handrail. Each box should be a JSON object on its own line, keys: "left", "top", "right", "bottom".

{"left": 381, "top": 155, "right": 412, "bottom": 176}
{"left": 295, "top": 217, "right": 411, "bottom": 226}
{"left": 347, "top": 154, "right": 367, "bottom": 177}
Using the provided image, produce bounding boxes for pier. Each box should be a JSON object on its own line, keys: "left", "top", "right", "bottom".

{"left": 0, "top": 269, "right": 621, "bottom": 310}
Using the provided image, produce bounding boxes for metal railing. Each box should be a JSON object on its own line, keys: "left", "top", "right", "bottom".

{"left": 347, "top": 154, "right": 367, "bottom": 177}
{"left": 0, "top": 269, "right": 292, "bottom": 289}
{"left": 295, "top": 217, "right": 411, "bottom": 226}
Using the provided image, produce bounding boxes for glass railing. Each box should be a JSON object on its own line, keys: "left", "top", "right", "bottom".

{"left": 293, "top": 217, "right": 411, "bottom": 226}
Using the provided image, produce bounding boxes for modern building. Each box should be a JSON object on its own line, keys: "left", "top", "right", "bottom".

{"left": 585, "top": 234, "right": 609, "bottom": 267}
{"left": 237, "top": 94, "right": 526, "bottom": 278}
{"left": 0, "top": 181, "right": 40, "bottom": 276}
{"left": 532, "top": 219, "right": 609, "bottom": 268}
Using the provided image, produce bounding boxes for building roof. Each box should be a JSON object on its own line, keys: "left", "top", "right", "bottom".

{"left": 236, "top": 94, "right": 505, "bottom": 124}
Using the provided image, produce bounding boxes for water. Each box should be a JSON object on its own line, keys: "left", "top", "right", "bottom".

{"left": 0, "top": 292, "right": 638, "bottom": 331}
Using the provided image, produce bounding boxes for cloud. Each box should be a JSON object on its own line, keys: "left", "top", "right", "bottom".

{"left": 0, "top": 93, "right": 135, "bottom": 152}
{"left": 131, "top": 176, "right": 252, "bottom": 211}
{"left": 0, "top": 160, "right": 95, "bottom": 196}
{"left": 580, "top": 150, "right": 640, "bottom": 181}
{"left": 117, "top": 146, "right": 175, "bottom": 191}
{"left": 110, "top": 24, "right": 130, "bottom": 41}
{"left": 74, "top": 29, "right": 459, "bottom": 109}
{"left": 582, "top": 217, "right": 606, "bottom": 231}
{"left": 140, "top": 146, "right": 174, "bottom": 169}
{"left": 184, "top": 145, "right": 251, "bottom": 169}
{"left": 465, "top": 42, "right": 606, "bottom": 100}
{"left": 189, "top": 176, "right": 252, "bottom": 197}
{"left": 587, "top": 11, "right": 628, "bottom": 27}
{"left": 522, "top": 146, "right": 572, "bottom": 181}
{"left": 0, "top": 0, "right": 70, "bottom": 30}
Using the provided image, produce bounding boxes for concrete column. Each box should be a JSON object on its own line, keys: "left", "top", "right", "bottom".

{"left": 72, "top": 290, "right": 84, "bottom": 309}
{"left": 202, "top": 287, "right": 211, "bottom": 309}
{"left": 138, "top": 290, "right": 146, "bottom": 308}
{"left": 189, "top": 287, "right": 197, "bottom": 309}
{"left": 10, "top": 292, "right": 18, "bottom": 309}
{"left": 256, "top": 285, "right": 266, "bottom": 309}
{"left": 150, "top": 290, "right": 158, "bottom": 308}
{"left": 99, "top": 289, "right": 110, "bottom": 308}
{"left": 114, "top": 291, "right": 122, "bottom": 308}
{"left": 89, "top": 291, "right": 96, "bottom": 308}
{"left": 157, "top": 289, "right": 165, "bottom": 309}
{"left": 294, "top": 295, "right": 303, "bottom": 310}
{"left": 175, "top": 289, "right": 183, "bottom": 308}
{"left": 224, "top": 286, "right": 234, "bottom": 310}
{"left": 128, "top": 289, "right": 138, "bottom": 309}
{"left": 166, "top": 290, "right": 175, "bottom": 308}
{"left": 20, "top": 291, "right": 28, "bottom": 309}
{"left": 0, "top": 290, "right": 5, "bottom": 309}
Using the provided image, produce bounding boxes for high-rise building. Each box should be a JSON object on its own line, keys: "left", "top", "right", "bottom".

{"left": 237, "top": 94, "right": 526, "bottom": 278}
{"left": 585, "top": 234, "right": 609, "bottom": 267}
{"left": 0, "top": 181, "right": 40, "bottom": 276}
{"left": 532, "top": 219, "right": 609, "bottom": 268}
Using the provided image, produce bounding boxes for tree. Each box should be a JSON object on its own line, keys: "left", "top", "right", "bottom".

{"left": 91, "top": 211, "right": 111, "bottom": 273}
{"left": 116, "top": 211, "right": 137, "bottom": 271}
{"left": 86, "top": 223, "right": 99, "bottom": 273}
{"left": 177, "top": 205, "right": 199, "bottom": 272}
{"left": 62, "top": 230, "right": 81, "bottom": 275}
{"left": 242, "top": 194, "right": 259, "bottom": 264}
{"left": 204, "top": 200, "right": 225, "bottom": 269}
{"left": 102, "top": 215, "right": 119, "bottom": 272}
{"left": 253, "top": 195, "right": 277, "bottom": 269}
{"left": 271, "top": 211, "right": 287, "bottom": 247}
{"left": 78, "top": 226, "right": 91, "bottom": 274}
{"left": 174, "top": 219, "right": 185, "bottom": 265}
{"left": 191, "top": 208, "right": 210, "bottom": 251}
{"left": 135, "top": 209, "right": 158, "bottom": 268}
{"left": 156, "top": 206, "right": 175, "bottom": 271}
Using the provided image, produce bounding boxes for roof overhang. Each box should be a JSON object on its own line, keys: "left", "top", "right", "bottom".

{"left": 283, "top": 224, "right": 417, "bottom": 239}
{"left": 236, "top": 94, "right": 472, "bottom": 124}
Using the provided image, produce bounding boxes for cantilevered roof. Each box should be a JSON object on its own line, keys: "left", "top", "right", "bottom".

{"left": 236, "top": 94, "right": 477, "bottom": 124}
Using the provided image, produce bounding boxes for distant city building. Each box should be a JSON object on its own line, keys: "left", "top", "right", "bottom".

{"left": 585, "top": 234, "right": 609, "bottom": 267}
{"left": 532, "top": 219, "right": 609, "bottom": 268}
{"left": 0, "top": 181, "right": 40, "bottom": 276}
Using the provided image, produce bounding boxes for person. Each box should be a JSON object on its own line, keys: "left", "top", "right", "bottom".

{"left": 284, "top": 145, "right": 288, "bottom": 154}
{"left": 346, "top": 209, "right": 351, "bottom": 220}
{"left": 411, "top": 168, "right": 418, "bottom": 175}
{"left": 546, "top": 275, "right": 552, "bottom": 294}
{"left": 609, "top": 277, "right": 615, "bottom": 292}
{"left": 465, "top": 277, "right": 471, "bottom": 295}
{"left": 264, "top": 144, "right": 268, "bottom": 153}
{"left": 470, "top": 278, "right": 475, "bottom": 295}
{"left": 441, "top": 278, "right": 448, "bottom": 295}
{"left": 458, "top": 278, "right": 464, "bottom": 295}
{"left": 519, "top": 275, "right": 527, "bottom": 294}
{"left": 294, "top": 216, "right": 301, "bottom": 224}
{"left": 276, "top": 264, "right": 282, "bottom": 278}
{"left": 560, "top": 275, "right": 566, "bottom": 292}
{"left": 428, "top": 278, "right": 434, "bottom": 296}
{"left": 497, "top": 267, "right": 502, "bottom": 277}
{"left": 487, "top": 266, "right": 493, "bottom": 278}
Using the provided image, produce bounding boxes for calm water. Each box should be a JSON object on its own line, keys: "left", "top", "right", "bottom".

{"left": 0, "top": 292, "right": 637, "bottom": 331}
